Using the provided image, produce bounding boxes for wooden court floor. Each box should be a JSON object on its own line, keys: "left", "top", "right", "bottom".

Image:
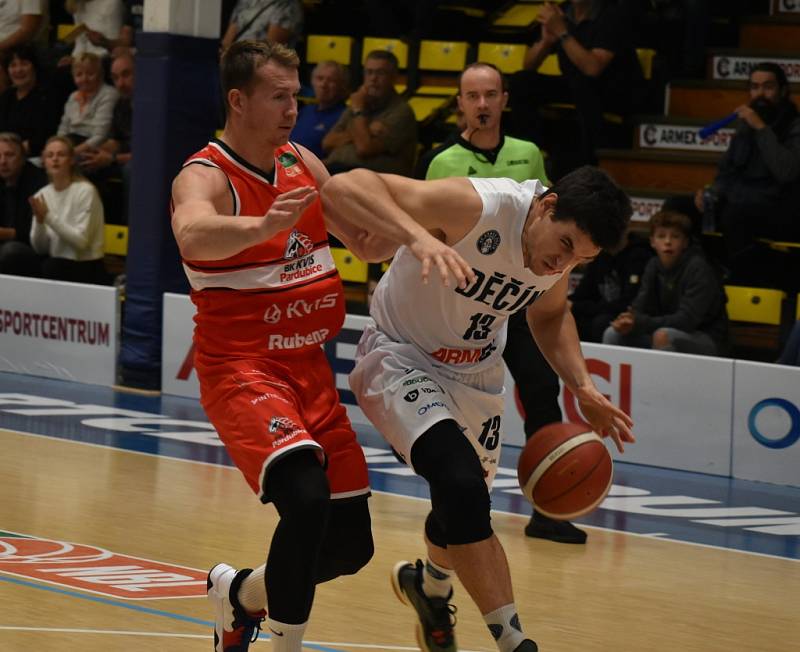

{"left": 1, "top": 427, "right": 798, "bottom": 652}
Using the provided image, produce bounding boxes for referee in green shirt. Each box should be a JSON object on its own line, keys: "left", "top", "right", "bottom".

{"left": 418, "top": 62, "right": 587, "bottom": 544}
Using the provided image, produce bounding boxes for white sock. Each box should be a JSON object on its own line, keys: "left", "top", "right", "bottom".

{"left": 236, "top": 565, "right": 266, "bottom": 614}
{"left": 484, "top": 603, "right": 525, "bottom": 652}
{"left": 266, "top": 618, "right": 307, "bottom": 652}
{"left": 421, "top": 558, "right": 453, "bottom": 599}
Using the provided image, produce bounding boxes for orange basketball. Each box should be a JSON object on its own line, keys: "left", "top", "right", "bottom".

{"left": 517, "top": 422, "right": 613, "bottom": 520}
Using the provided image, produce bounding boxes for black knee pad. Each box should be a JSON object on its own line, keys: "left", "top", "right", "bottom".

{"left": 424, "top": 510, "right": 448, "bottom": 549}
{"left": 412, "top": 421, "right": 494, "bottom": 546}
{"left": 431, "top": 467, "right": 493, "bottom": 545}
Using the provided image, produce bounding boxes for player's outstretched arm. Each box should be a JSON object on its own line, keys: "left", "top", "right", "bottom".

{"left": 294, "top": 144, "right": 400, "bottom": 262}
{"left": 171, "top": 164, "right": 317, "bottom": 261}
{"left": 321, "top": 168, "right": 479, "bottom": 287}
{"left": 527, "top": 275, "right": 635, "bottom": 452}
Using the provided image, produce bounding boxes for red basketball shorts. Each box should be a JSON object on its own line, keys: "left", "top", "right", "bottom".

{"left": 196, "top": 347, "right": 369, "bottom": 503}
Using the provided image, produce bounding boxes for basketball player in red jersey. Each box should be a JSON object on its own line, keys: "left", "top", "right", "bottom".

{"left": 170, "top": 41, "right": 474, "bottom": 652}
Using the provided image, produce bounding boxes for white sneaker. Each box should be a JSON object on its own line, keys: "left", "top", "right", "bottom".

{"left": 207, "top": 563, "right": 265, "bottom": 651}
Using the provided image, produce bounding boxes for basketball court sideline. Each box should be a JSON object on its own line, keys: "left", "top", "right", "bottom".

{"left": 0, "top": 370, "right": 798, "bottom": 651}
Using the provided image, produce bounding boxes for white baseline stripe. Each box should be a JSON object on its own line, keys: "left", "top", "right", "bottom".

{"left": 0, "top": 626, "right": 491, "bottom": 651}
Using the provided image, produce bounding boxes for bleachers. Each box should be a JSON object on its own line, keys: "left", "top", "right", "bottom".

{"left": 297, "top": 5, "right": 800, "bottom": 363}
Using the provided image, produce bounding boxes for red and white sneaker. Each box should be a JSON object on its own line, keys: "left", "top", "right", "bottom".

{"left": 207, "top": 563, "right": 266, "bottom": 652}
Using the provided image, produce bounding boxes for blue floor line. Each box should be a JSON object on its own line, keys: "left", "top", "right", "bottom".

{"left": 0, "top": 574, "right": 345, "bottom": 652}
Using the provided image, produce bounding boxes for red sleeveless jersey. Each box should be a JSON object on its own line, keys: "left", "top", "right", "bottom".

{"left": 178, "top": 139, "right": 345, "bottom": 359}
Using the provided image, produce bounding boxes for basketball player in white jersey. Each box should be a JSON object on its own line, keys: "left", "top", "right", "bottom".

{"left": 322, "top": 166, "right": 636, "bottom": 652}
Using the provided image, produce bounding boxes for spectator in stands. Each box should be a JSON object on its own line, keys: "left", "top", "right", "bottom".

{"left": 29, "top": 135, "right": 106, "bottom": 284}
{"left": 78, "top": 50, "right": 133, "bottom": 223}
{"left": 86, "top": 0, "right": 143, "bottom": 54}
{"left": 0, "top": 131, "right": 46, "bottom": 276}
{"left": 221, "top": 0, "right": 303, "bottom": 50}
{"left": 509, "top": 0, "right": 643, "bottom": 168}
{"left": 570, "top": 230, "right": 653, "bottom": 342}
{"left": 777, "top": 320, "right": 800, "bottom": 367}
{"left": 0, "top": 45, "right": 62, "bottom": 156}
{"left": 0, "top": 0, "right": 44, "bottom": 58}
{"left": 57, "top": 52, "right": 118, "bottom": 155}
{"left": 291, "top": 60, "right": 349, "bottom": 159}
{"left": 323, "top": 50, "right": 417, "bottom": 176}
{"left": 60, "top": 0, "right": 124, "bottom": 64}
{"left": 674, "top": 63, "right": 800, "bottom": 287}
{"left": 603, "top": 210, "right": 728, "bottom": 355}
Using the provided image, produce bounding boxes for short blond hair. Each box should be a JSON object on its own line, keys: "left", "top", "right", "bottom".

{"left": 71, "top": 52, "right": 102, "bottom": 75}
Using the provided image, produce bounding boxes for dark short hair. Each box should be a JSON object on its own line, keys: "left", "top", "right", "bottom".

{"left": 751, "top": 62, "right": 790, "bottom": 96}
{"left": 4, "top": 44, "right": 41, "bottom": 76}
{"left": 544, "top": 166, "right": 632, "bottom": 251}
{"left": 364, "top": 49, "right": 399, "bottom": 72}
{"left": 457, "top": 62, "right": 506, "bottom": 95}
{"left": 649, "top": 210, "right": 692, "bottom": 238}
{"left": 220, "top": 40, "right": 300, "bottom": 103}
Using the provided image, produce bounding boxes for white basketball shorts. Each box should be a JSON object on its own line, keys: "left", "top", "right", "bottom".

{"left": 349, "top": 324, "right": 506, "bottom": 487}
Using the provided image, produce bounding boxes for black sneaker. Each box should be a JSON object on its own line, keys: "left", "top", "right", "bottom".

{"left": 525, "top": 510, "right": 587, "bottom": 544}
{"left": 391, "top": 559, "right": 457, "bottom": 652}
{"left": 513, "top": 639, "right": 539, "bottom": 652}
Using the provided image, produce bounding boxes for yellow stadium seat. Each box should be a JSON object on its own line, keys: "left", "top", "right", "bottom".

{"left": 305, "top": 35, "right": 353, "bottom": 65}
{"left": 419, "top": 40, "right": 469, "bottom": 73}
{"left": 414, "top": 40, "right": 469, "bottom": 97}
{"left": 408, "top": 96, "right": 451, "bottom": 122}
{"left": 725, "top": 286, "right": 785, "bottom": 326}
{"left": 104, "top": 224, "right": 129, "bottom": 257}
{"left": 637, "top": 48, "right": 656, "bottom": 81}
{"left": 362, "top": 37, "right": 409, "bottom": 68}
{"left": 477, "top": 42, "right": 527, "bottom": 73}
{"left": 331, "top": 247, "right": 368, "bottom": 283}
{"left": 539, "top": 54, "right": 561, "bottom": 76}
{"left": 759, "top": 238, "right": 800, "bottom": 253}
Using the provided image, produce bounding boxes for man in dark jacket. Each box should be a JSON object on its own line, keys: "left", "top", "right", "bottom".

{"left": 670, "top": 62, "right": 800, "bottom": 288}
{"left": 0, "top": 131, "right": 46, "bottom": 276}
{"left": 570, "top": 230, "right": 653, "bottom": 342}
{"left": 602, "top": 211, "right": 729, "bottom": 355}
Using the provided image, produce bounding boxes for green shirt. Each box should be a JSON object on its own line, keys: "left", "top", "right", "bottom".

{"left": 421, "top": 134, "right": 549, "bottom": 185}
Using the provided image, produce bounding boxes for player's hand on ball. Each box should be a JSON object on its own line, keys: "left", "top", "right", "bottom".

{"left": 408, "top": 231, "right": 476, "bottom": 289}
{"left": 574, "top": 385, "right": 635, "bottom": 453}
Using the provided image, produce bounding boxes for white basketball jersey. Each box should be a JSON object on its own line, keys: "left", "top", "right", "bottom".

{"left": 370, "top": 177, "right": 565, "bottom": 374}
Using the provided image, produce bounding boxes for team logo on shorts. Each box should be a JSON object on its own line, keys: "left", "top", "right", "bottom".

{"left": 404, "top": 390, "right": 419, "bottom": 402}
{"left": 284, "top": 229, "right": 314, "bottom": 259}
{"left": 268, "top": 416, "right": 297, "bottom": 436}
{"left": 476, "top": 229, "right": 501, "bottom": 255}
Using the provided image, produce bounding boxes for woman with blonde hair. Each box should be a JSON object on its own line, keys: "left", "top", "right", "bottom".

{"left": 57, "top": 52, "right": 118, "bottom": 158}
{"left": 29, "top": 135, "right": 106, "bottom": 284}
